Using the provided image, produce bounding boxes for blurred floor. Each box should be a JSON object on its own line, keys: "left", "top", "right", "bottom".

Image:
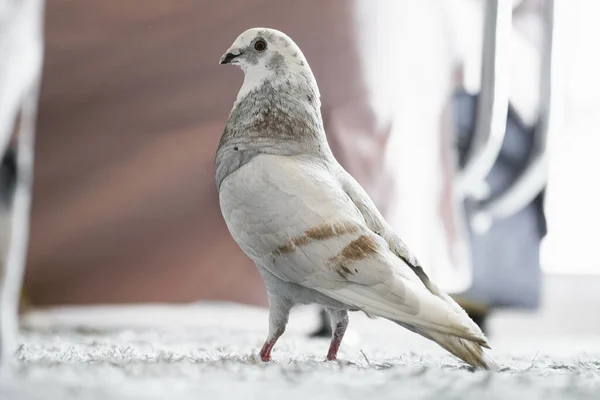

{"left": 3, "top": 282, "right": 600, "bottom": 400}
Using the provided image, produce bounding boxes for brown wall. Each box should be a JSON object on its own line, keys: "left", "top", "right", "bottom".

{"left": 26, "top": 1, "right": 369, "bottom": 306}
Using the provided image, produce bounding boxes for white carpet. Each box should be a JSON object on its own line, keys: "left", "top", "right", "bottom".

{"left": 1, "top": 303, "right": 599, "bottom": 400}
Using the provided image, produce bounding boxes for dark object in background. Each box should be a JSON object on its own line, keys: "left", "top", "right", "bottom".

{"left": 0, "top": 148, "right": 17, "bottom": 210}
{"left": 453, "top": 90, "right": 546, "bottom": 321}
{"left": 310, "top": 308, "right": 333, "bottom": 338}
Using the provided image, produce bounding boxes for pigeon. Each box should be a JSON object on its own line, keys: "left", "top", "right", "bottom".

{"left": 215, "top": 27, "right": 497, "bottom": 370}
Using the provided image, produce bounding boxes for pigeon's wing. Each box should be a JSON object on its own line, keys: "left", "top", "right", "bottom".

{"left": 333, "top": 165, "right": 487, "bottom": 340}
{"left": 219, "top": 154, "right": 486, "bottom": 344}
{"left": 333, "top": 166, "right": 438, "bottom": 293}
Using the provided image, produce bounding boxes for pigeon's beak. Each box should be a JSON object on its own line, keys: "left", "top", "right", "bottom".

{"left": 219, "top": 49, "right": 242, "bottom": 65}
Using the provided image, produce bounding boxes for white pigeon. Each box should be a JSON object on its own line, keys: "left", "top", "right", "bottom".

{"left": 215, "top": 27, "right": 497, "bottom": 370}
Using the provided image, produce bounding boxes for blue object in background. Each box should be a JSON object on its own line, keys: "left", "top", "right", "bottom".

{"left": 453, "top": 91, "right": 546, "bottom": 310}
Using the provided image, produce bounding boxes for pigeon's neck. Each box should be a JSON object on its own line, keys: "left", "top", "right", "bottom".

{"left": 215, "top": 77, "right": 330, "bottom": 190}
{"left": 224, "top": 76, "right": 326, "bottom": 150}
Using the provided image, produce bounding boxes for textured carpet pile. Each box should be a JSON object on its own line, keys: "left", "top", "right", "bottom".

{"left": 0, "top": 304, "right": 598, "bottom": 400}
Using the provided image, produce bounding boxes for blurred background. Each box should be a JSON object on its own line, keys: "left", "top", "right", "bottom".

{"left": 8, "top": 0, "right": 600, "bottom": 337}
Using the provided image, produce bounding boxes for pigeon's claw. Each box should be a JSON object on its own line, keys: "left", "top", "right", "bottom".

{"left": 259, "top": 352, "right": 272, "bottom": 362}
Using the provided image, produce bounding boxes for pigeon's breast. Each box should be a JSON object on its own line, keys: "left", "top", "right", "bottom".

{"left": 218, "top": 154, "right": 363, "bottom": 263}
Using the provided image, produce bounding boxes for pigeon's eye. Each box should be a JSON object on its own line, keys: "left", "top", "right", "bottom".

{"left": 254, "top": 39, "right": 267, "bottom": 52}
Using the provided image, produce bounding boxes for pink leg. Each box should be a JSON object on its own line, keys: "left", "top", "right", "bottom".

{"left": 326, "top": 310, "right": 349, "bottom": 361}
{"left": 259, "top": 327, "right": 284, "bottom": 362}
{"left": 259, "top": 296, "right": 292, "bottom": 362}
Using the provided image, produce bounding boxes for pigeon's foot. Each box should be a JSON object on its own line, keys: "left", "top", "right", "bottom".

{"left": 259, "top": 326, "right": 285, "bottom": 362}
{"left": 259, "top": 342, "right": 274, "bottom": 362}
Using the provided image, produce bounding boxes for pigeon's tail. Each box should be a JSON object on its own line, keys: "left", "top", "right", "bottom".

{"left": 421, "top": 330, "right": 499, "bottom": 370}
{"left": 395, "top": 321, "right": 499, "bottom": 370}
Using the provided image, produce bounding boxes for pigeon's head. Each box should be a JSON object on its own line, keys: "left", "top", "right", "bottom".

{"left": 219, "top": 28, "right": 310, "bottom": 79}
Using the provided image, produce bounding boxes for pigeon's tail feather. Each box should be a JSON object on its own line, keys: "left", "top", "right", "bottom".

{"left": 395, "top": 321, "right": 499, "bottom": 370}
{"left": 424, "top": 330, "right": 499, "bottom": 370}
